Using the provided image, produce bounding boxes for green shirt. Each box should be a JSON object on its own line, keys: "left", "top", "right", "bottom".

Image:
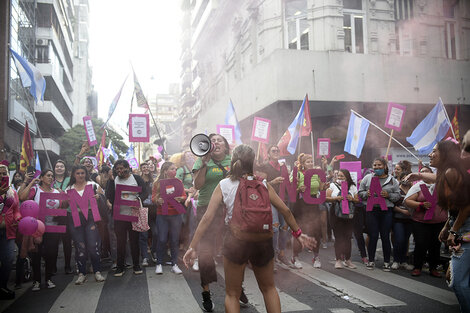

{"left": 53, "top": 176, "right": 70, "bottom": 191}
{"left": 192, "top": 154, "right": 231, "bottom": 206}
{"left": 176, "top": 165, "right": 193, "bottom": 189}
{"left": 297, "top": 171, "right": 320, "bottom": 196}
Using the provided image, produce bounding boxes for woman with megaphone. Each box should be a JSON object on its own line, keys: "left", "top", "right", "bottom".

{"left": 191, "top": 133, "right": 236, "bottom": 312}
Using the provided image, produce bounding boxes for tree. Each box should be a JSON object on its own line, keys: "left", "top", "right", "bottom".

{"left": 58, "top": 117, "right": 128, "bottom": 166}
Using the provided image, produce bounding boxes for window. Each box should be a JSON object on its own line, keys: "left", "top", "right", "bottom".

{"left": 444, "top": 21, "right": 457, "bottom": 59}
{"left": 285, "top": 0, "right": 309, "bottom": 50}
{"left": 343, "top": 0, "right": 362, "bottom": 10}
{"left": 395, "top": 0, "right": 413, "bottom": 20}
{"left": 343, "top": 13, "right": 365, "bottom": 53}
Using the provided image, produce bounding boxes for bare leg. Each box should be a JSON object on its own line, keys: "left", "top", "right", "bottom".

{"left": 252, "top": 259, "right": 281, "bottom": 313}
{"left": 223, "top": 257, "right": 246, "bottom": 313}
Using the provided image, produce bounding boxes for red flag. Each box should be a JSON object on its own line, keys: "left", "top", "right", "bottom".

{"left": 258, "top": 142, "right": 268, "bottom": 162}
{"left": 96, "top": 130, "right": 107, "bottom": 166}
{"left": 445, "top": 107, "right": 460, "bottom": 142}
{"left": 277, "top": 130, "right": 291, "bottom": 157}
{"left": 301, "top": 94, "right": 311, "bottom": 136}
{"left": 19, "top": 121, "right": 34, "bottom": 173}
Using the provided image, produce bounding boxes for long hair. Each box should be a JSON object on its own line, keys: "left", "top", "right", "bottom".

{"left": 67, "top": 165, "right": 90, "bottom": 188}
{"left": 38, "top": 169, "right": 54, "bottom": 186}
{"left": 157, "top": 162, "right": 174, "bottom": 182}
{"left": 297, "top": 153, "right": 312, "bottom": 171}
{"left": 396, "top": 160, "right": 412, "bottom": 176}
{"left": 228, "top": 144, "right": 255, "bottom": 181}
{"left": 373, "top": 158, "right": 389, "bottom": 175}
{"left": 339, "top": 169, "right": 355, "bottom": 190}
{"left": 434, "top": 140, "right": 470, "bottom": 210}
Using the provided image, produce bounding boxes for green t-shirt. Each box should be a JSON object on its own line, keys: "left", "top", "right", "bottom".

{"left": 192, "top": 154, "right": 231, "bottom": 206}
{"left": 176, "top": 165, "right": 193, "bottom": 189}
{"left": 53, "top": 176, "right": 70, "bottom": 191}
{"left": 297, "top": 171, "right": 320, "bottom": 196}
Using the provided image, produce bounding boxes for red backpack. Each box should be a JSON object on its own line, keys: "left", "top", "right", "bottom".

{"left": 229, "top": 177, "right": 273, "bottom": 242}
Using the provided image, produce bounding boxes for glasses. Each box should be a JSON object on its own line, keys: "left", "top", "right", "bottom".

{"left": 270, "top": 149, "right": 280, "bottom": 153}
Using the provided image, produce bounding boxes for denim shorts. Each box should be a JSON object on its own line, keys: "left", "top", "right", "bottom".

{"left": 223, "top": 231, "right": 274, "bottom": 267}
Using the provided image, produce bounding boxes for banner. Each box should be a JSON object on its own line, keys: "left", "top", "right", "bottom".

{"left": 83, "top": 116, "right": 97, "bottom": 146}
{"left": 129, "top": 114, "right": 150, "bottom": 142}
{"left": 385, "top": 102, "right": 406, "bottom": 132}
{"left": 251, "top": 117, "right": 271, "bottom": 143}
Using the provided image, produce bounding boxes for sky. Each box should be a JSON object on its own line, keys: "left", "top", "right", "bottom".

{"left": 88, "top": 0, "right": 181, "bottom": 135}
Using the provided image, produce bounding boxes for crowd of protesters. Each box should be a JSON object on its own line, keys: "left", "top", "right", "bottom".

{"left": 0, "top": 130, "right": 469, "bottom": 313}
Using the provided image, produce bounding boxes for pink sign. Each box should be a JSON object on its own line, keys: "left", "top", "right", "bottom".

{"left": 419, "top": 184, "right": 437, "bottom": 220}
{"left": 113, "top": 184, "right": 141, "bottom": 222}
{"left": 83, "top": 116, "right": 97, "bottom": 146}
{"left": 38, "top": 192, "right": 68, "bottom": 233}
{"left": 159, "top": 178, "right": 186, "bottom": 215}
{"left": 216, "top": 125, "right": 235, "bottom": 144}
{"left": 366, "top": 177, "right": 388, "bottom": 211}
{"left": 339, "top": 161, "right": 362, "bottom": 185}
{"left": 129, "top": 114, "right": 150, "bottom": 142}
{"left": 385, "top": 102, "right": 406, "bottom": 132}
{"left": 251, "top": 117, "right": 271, "bottom": 143}
{"left": 341, "top": 181, "right": 350, "bottom": 214}
{"left": 317, "top": 138, "right": 331, "bottom": 158}
{"left": 67, "top": 185, "right": 101, "bottom": 227}
{"left": 302, "top": 169, "right": 327, "bottom": 204}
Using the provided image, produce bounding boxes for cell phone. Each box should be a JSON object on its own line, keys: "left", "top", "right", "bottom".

{"left": 27, "top": 166, "right": 35, "bottom": 175}
{"left": 335, "top": 154, "right": 345, "bottom": 160}
{"left": 1, "top": 176, "right": 9, "bottom": 188}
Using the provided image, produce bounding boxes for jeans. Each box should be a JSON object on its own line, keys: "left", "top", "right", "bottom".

{"left": 392, "top": 220, "right": 412, "bottom": 264}
{"left": 139, "top": 231, "right": 150, "bottom": 260}
{"left": 156, "top": 214, "right": 182, "bottom": 265}
{"left": 114, "top": 220, "right": 140, "bottom": 269}
{"left": 450, "top": 242, "right": 470, "bottom": 313}
{"left": 272, "top": 204, "right": 287, "bottom": 254}
{"left": 366, "top": 208, "right": 393, "bottom": 263}
{"left": 68, "top": 213, "right": 102, "bottom": 274}
{"left": 0, "top": 229, "right": 15, "bottom": 288}
{"left": 412, "top": 221, "right": 444, "bottom": 270}
{"left": 31, "top": 233, "right": 60, "bottom": 282}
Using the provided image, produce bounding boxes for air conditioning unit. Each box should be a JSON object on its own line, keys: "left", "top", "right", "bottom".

{"left": 36, "top": 39, "right": 48, "bottom": 46}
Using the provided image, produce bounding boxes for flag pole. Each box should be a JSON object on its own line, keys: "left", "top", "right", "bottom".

{"left": 385, "top": 129, "right": 394, "bottom": 159}
{"left": 350, "top": 109, "right": 420, "bottom": 161}
{"left": 439, "top": 97, "right": 456, "bottom": 140}
{"left": 310, "top": 132, "right": 315, "bottom": 165}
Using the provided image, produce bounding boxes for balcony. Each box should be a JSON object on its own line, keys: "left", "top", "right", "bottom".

{"left": 33, "top": 137, "right": 61, "bottom": 156}
{"left": 34, "top": 100, "right": 71, "bottom": 135}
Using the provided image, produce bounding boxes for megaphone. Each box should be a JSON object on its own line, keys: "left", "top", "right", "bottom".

{"left": 190, "top": 134, "right": 213, "bottom": 157}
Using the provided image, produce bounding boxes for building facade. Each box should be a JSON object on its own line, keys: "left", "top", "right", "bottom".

{"left": 0, "top": 0, "right": 93, "bottom": 168}
{"left": 180, "top": 0, "right": 470, "bottom": 163}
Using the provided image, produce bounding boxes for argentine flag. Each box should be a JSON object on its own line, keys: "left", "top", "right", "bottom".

{"left": 406, "top": 99, "right": 450, "bottom": 154}
{"left": 344, "top": 112, "right": 370, "bottom": 158}
{"left": 108, "top": 142, "right": 119, "bottom": 160}
{"left": 224, "top": 100, "right": 242, "bottom": 144}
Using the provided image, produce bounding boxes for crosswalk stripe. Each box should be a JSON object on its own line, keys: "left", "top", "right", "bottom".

{"left": 295, "top": 261, "right": 406, "bottom": 308}
{"left": 329, "top": 309, "right": 355, "bottom": 313}
{"left": 337, "top": 261, "right": 458, "bottom": 306}
{"left": 48, "top": 272, "right": 108, "bottom": 313}
{"left": 146, "top": 266, "right": 200, "bottom": 313}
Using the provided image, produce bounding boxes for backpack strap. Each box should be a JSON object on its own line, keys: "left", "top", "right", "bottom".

{"left": 214, "top": 161, "right": 228, "bottom": 178}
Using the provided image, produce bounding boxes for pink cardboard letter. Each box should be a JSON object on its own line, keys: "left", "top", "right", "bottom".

{"left": 113, "top": 184, "right": 140, "bottom": 222}
{"left": 38, "top": 192, "right": 68, "bottom": 233}
{"left": 279, "top": 166, "right": 297, "bottom": 202}
{"left": 159, "top": 178, "right": 186, "bottom": 215}
{"left": 67, "top": 184, "right": 101, "bottom": 227}
{"left": 366, "top": 177, "right": 387, "bottom": 211}
{"left": 341, "top": 181, "right": 350, "bottom": 214}
{"left": 419, "top": 184, "right": 437, "bottom": 220}
{"left": 302, "top": 169, "right": 326, "bottom": 204}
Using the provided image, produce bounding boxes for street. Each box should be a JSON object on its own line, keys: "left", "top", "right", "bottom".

{"left": 0, "top": 242, "right": 459, "bottom": 313}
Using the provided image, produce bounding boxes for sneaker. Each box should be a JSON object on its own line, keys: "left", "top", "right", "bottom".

{"left": 155, "top": 264, "right": 163, "bottom": 275}
{"left": 290, "top": 257, "right": 302, "bottom": 269}
{"left": 95, "top": 271, "right": 105, "bottom": 282}
{"left": 75, "top": 273, "right": 87, "bottom": 285}
{"left": 277, "top": 254, "right": 290, "bottom": 266}
{"left": 400, "top": 262, "right": 414, "bottom": 271}
{"left": 411, "top": 268, "right": 422, "bottom": 276}
{"left": 322, "top": 242, "right": 328, "bottom": 249}
{"left": 391, "top": 262, "right": 400, "bottom": 270}
{"left": 171, "top": 264, "right": 182, "bottom": 275}
{"left": 343, "top": 260, "right": 357, "bottom": 269}
{"left": 165, "top": 261, "right": 172, "bottom": 265}
{"left": 111, "top": 262, "right": 117, "bottom": 270}
{"left": 201, "top": 290, "right": 214, "bottom": 312}
{"left": 383, "top": 262, "right": 391, "bottom": 272}
{"left": 114, "top": 268, "right": 125, "bottom": 277}
{"left": 313, "top": 257, "right": 321, "bottom": 268}
{"left": 430, "top": 269, "right": 442, "bottom": 278}
{"left": 192, "top": 259, "right": 199, "bottom": 272}
{"left": 361, "top": 257, "right": 369, "bottom": 265}
{"left": 31, "top": 281, "right": 40, "bottom": 292}
{"left": 366, "top": 262, "right": 375, "bottom": 270}
{"left": 142, "top": 258, "right": 149, "bottom": 267}
{"left": 335, "top": 260, "right": 343, "bottom": 269}
{"left": 133, "top": 265, "right": 143, "bottom": 275}
{"left": 239, "top": 287, "right": 249, "bottom": 307}
{"left": 151, "top": 253, "right": 157, "bottom": 263}
{"left": 46, "top": 280, "right": 56, "bottom": 289}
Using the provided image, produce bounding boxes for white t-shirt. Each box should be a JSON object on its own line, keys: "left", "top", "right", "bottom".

{"left": 219, "top": 176, "right": 268, "bottom": 225}
{"left": 65, "top": 181, "right": 99, "bottom": 214}
{"left": 329, "top": 182, "right": 358, "bottom": 198}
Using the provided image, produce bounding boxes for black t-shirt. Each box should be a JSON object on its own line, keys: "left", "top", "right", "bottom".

{"left": 262, "top": 162, "right": 282, "bottom": 195}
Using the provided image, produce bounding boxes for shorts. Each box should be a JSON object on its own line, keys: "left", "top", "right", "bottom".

{"left": 222, "top": 231, "right": 274, "bottom": 267}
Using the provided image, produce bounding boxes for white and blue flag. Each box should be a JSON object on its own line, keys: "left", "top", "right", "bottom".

{"left": 10, "top": 48, "right": 46, "bottom": 105}
{"left": 125, "top": 144, "right": 135, "bottom": 160}
{"left": 35, "top": 152, "right": 41, "bottom": 171}
{"left": 224, "top": 100, "right": 242, "bottom": 144}
{"left": 344, "top": 112, "right": 370, "bottom": 158}
{"left": 406, "top": 99, "right": 450, "bottom": 154}
{"left": 108, "top": 142, "right": 119, "bottom": 161}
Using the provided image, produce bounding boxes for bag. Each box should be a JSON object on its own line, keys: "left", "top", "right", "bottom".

{"left": 229, "top": 177, "right": 273, "bottom": 242}
{"left": 132, "top": 206, "right": 150, "bottom": 232}
{"left": 333, "top": 183, "right": 354, "bottom": 219}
